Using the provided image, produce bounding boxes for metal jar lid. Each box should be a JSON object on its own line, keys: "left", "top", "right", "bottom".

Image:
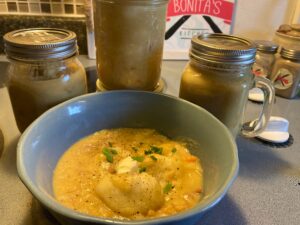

{"left": 280, "top": 47, "right": 300, "bottom": 60}
{"left": 190, "top": 33, "right": 257, "bottom": 65}
{"left": 254, "top": 40, "right": 278, "bottom": 53}
{"left": 3, "top": 28, "right": 78, "bottom": 61}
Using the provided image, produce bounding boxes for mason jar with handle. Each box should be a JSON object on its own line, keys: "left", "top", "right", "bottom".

{"left": 179, "top": 33, "right": 275, "bottom": 138}
{"left": 93, "top": 0, "right": 169, "bottom": 91}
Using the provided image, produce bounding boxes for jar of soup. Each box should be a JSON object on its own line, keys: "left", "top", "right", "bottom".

{"left": 270, "top": 46, "right": 300, "bottom": 99}
{"left": 179, "top": 34, "right": 275, "bottom": 138}
{"left": 252, "top": 40, "right": 278, "bottom": 78}
{"left": 4, "top": 28, "right": 87, "bottom": 132}
{"left": 93, "top": 0, "right": 169, "bottom": 91}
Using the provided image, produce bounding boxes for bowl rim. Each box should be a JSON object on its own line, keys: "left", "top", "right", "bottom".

{"left": 17, "top": 90, "right": 239, "bottom": 224}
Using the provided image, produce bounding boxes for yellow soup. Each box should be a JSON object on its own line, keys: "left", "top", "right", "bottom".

{"left": 53, "top": 128, "right": 203, "bottom": 220}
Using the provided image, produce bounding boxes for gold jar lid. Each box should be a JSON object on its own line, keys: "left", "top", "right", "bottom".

{"left": 4, "top": 28, "right": 78, "bottom": 61}
{"left": 190, "top": 33, "right": 256, "bottom": 65}
{"left": 280, "top": 46, "right": 300, "bottom": 60}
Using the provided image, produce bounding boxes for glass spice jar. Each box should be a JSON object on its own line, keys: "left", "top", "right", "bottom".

{"left": 252, "top": 40, "right": 278, "bottom": 78}
{"left": 179, "top": 34, "right": 275, "bottom": 138}
{"left": 4, "top": 28, "right": 87, "bottom": 132}
{"left": 270, "top": 46, "right": 300, "bottom": 99}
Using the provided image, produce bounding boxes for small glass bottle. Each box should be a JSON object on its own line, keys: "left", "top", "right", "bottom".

{"left": 179, "top": 34, "right": 275, "bottom": 138}
{"left": 252, "top": 40, "right": 278, "bottom": 78}
{"left": 270, "top": 46, "right": 300, "bottom": 99}
{"left": 4, "top": 28, "right": 87, "bottom": 132}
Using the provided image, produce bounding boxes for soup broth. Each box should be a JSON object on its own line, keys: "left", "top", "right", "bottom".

{"left": 53, "top": 128, "right": 203, "bottom": 220}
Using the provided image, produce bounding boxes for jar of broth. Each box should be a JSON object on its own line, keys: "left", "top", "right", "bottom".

{"left": 179, "top": 34, "right": 275, "bottom": 138}
{"left": 93, "top": 0, "right": 169, "bottom": 91}
{"left": 4, "top": 28, "right": 87, "bottom": 132}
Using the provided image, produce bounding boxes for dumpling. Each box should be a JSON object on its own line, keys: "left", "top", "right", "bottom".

{"left": 95, "top": 173, "right": 164, "bottom": 216}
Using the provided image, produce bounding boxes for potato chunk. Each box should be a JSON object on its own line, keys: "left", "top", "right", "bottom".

{"left": 95, "top": 173, "right": 164, "bottom": 216}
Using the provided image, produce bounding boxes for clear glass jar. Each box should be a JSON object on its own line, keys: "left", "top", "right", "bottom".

{"left": 270, "top": 46, "right": 300, "bottom": 99}
{"left": 4, "top": 28, "right": 87, "bottom": 132}
{"left": 252, "top": 40, "right": 278, "bottom": 78}
{"left": 179, "top": 34, "right": 275, "bottom": 138}
{"left": 93, "top": 0, "right": 169, "bottom": 91}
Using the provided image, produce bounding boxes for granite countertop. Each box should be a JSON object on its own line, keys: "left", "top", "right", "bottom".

{"left": 0, "top": 56, "right": 299, "bottom": 225}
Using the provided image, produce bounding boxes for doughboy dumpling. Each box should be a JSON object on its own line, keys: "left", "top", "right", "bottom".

{"left": 96, "top": 173, "right": 164, "bottom": 216}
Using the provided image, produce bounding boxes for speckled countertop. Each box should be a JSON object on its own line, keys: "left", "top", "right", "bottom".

{"left": 0, "top": 55, "right": 299, "bottom": 225}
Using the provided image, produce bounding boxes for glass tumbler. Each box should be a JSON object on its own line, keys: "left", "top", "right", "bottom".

{"left": 93, "top": 0, "right": 169, "bottom": 91}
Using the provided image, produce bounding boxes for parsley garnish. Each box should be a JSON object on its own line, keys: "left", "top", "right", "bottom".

{"left": 172, "top": 148, "right": 177, "bottom": 153}
{"left": 139, "top": 167, "right": 147, "bottom": 173}
{"left": 131, "top": 156, "right": 145, "bottom": 162}
{"left": 102, "top": 148, "right": 115, "bottom": 163}
{"left": 144, "top": 149, "right": 153, "bottom": 155}
{"left": 150, "top": 145, "right": 163, "bottom": 155}
{"left": 163, "top": 182, "right": 174, "bottom": 194}
{"left": 150, "top": 155, "right": 157, "bottom": 161}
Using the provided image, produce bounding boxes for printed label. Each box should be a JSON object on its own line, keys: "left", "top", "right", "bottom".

{"left": 164, "top": 0, "right": 236, "bottom": 59}
{"left": 252, "top": 63, "right": 267, "bottom": 77}
{"left": 273, "top": 68, "right": 293, "bottom": 90}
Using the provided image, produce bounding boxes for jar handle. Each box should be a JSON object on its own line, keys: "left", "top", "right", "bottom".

{"left": 242, "top": 76, "right": 275, "bottom": 137}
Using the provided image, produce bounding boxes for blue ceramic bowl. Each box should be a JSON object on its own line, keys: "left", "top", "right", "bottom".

{"left": 17, "top": 91, "right": 238, "bottom": 225}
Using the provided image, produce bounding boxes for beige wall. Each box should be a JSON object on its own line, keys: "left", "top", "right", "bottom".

{"left": 233, "top": 0, "right": 300, "bottom": 41}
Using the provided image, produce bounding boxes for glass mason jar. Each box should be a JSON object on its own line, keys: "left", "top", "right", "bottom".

{"left": 252, "top": 40, "right": 278, "bottom": 78}
{"left": 179, "top": 34, "right": 275, "bottom": 138}
{"left": 4, "top": 28, "right": 87, "bottom": 132}
{"left": 93, "top": 0, "right": 169, "bottom": 91}
{"left": 270, "top": 46, "right": 300, "bottom": 99}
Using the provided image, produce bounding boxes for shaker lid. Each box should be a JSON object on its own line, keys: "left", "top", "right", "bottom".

{"left": 280, "top": 46, "right": 300, "bottom": 60}
{"left": 254, "top": 40, "right": 278, "bottom": 53}
{"left": 190, "top": 33, "right": 256, "bottom": 65}
{"left": 3, "top": 28, "right": 78, "bottom": 60}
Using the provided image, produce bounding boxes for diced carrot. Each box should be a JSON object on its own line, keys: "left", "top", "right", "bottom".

{"left": 185, "top": 155, "right": 198, "bottom": 162}
{"left": 195, "top": 188, "right": 202, "bottom": 193}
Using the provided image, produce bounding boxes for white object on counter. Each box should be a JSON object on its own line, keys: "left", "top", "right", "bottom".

{"left": 248, "top": 87, "right": 264, "bottom": 102}
{"left": 254, "top": 116, "right": 290, "bottom": 143}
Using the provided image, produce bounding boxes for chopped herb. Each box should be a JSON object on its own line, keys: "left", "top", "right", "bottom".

{"left": 102, "top": 148, "right": 114, "bottom": 163}
{"left": 132, "top": 147, "right": 139, "bottom": 152}
{"left": 131, "top": 156, "right": 145, "bottom": 162}
{"left": 163, "top": 182, "right": 174, "bottom": 194}
{"left": 139, "top": 167, "right": 147, "bottom": 173}
{"left": 150, "top": 145, "right": 163, "bottom": 155}
{"left": 108, "top": 142, "right": 113, "bottom": 147}
{"left": 144, "top": 149, "right": 153, "bottom": 155}
{"left": 150, "top": 155, "right": 158, "bottom": 161}
{"left": 172, "top": 148, "right": 177, "bottom": 153}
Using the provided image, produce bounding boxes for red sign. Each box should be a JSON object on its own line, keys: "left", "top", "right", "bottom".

{"left": 167, "top": 0, "right": 234, "bottom": 23}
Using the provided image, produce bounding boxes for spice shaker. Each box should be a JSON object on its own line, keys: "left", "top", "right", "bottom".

{"left": 179, "top": 33, "right": 275, "bottom": 138}
{"left": 4, "top": 28, "right": 87, "bottom": 132}
{"left": 252, "top": 40, "right": 278, "bottom": 78}
{"left": 270, "top": 46, "right": 300, "bottom": 99}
